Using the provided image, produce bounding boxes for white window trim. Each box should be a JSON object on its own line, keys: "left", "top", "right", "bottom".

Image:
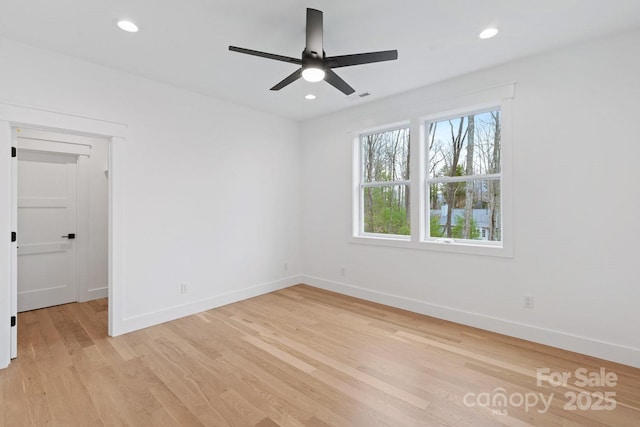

{"left": 354, "top": 123, "right": 411, "bottom": 240}
{"left": 350, "top": 83, "right": 514, "bottom": 258}
{"left": 422, "top": 104, "right": 505, "bottom": 248}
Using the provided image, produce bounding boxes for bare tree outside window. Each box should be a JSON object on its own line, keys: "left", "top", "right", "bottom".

{"left": 427, "top": 110, "right": 501, "bottom": 241}
{"left": 360, "top": 127, "right": 410, "bottom": 236}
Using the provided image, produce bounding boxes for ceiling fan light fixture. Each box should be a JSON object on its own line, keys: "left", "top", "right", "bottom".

{"left": 302, "top": 67, "right": 325, "bottom": 83}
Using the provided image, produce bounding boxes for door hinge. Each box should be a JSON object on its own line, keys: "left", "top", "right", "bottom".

{"left": 11, "top": 146, "right": 17, "bottom": 158}
{"left": 11, "top": 316, "right": 16, "bottom": 327}
{"left": 11, "top": 231, "right": 16, "bottom": 242}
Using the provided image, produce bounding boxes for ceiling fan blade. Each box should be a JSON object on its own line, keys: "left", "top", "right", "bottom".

{"left": 305, "top": 8, "right": 323, "bottom": 58}
{"left": 229, "top": 46, "right": 302, "bottom": 65}
{"left": 324, "top": 69, "right": 355, "bottom": 95}
{"left": 325, "top": 50, "right": 398, "bottom": 68}
{"left": 271, "top": 68, "right": 303, "bottom": 91}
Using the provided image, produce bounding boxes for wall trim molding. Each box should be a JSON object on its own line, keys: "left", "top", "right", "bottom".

{"left": 117, "top": 275, "right": 304, "bottom": 335}
{"left": 82, "top": 286, "right": 108, "bottom": 303}
{"left": 300, "top": 275, "right": 640, "bottom": 369}
{"left": 0, "top": 100, "right": 126, "bottom": 137}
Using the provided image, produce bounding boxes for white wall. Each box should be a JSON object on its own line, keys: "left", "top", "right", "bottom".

{"left": 0, "top": 38, "right": 302, "bottom": 345}
{"left": 300, "top": 29, "right": 640, "bottom": 367}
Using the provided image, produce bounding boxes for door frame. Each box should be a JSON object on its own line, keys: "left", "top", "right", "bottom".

{"left": 0, "top": 101, "right": 127, "bottom": 369}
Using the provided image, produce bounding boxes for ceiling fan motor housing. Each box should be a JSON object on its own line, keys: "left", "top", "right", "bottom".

{"left": 303, "top": 55, "right": 324, "bottom": 70}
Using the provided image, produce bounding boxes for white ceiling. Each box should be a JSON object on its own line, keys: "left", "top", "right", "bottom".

{"left": 2, "top": 0, "right": 640, "bottom": 121}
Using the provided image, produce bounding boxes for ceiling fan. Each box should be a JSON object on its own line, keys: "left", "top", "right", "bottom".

{"left": 229, "top": 8, "right": 398, "bottom": 95}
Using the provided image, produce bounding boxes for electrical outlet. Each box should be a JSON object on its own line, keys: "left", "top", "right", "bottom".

{"left": 340, "top": 267, "right": 346, "bottom": 276}
{"left": 180, "top": 283, "right": 189, "bottom": 294}
{"left": 284, "top": 262, "right": 289, "bottom": 272}
{"left": 523, "top": 295, "right": 534, "bottom": 309}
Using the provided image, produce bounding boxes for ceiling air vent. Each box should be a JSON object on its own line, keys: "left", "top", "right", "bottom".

{"left": 346, "top": 91, "right": 372, "bottom": 101}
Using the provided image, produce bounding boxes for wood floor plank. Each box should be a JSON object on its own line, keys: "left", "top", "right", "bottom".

{"left": 1, "top": 284, "right": 639, "bottom": 426}
{"left": 0, "top": 358, "right": 30, "bottom": 426}
{"left": 219, "top": 351, "right": 354, "bottom": 426}
{"left": 38, "top": 365, "right": 104, "bottom": 426}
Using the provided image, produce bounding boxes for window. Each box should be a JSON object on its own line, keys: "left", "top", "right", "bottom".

{"left": 351, "top": 82, "right": 513, "bottom": 256}
{"left": 425, "top": 109, "right": 502, "bottom": 245}
{"left": 358, "top": 126, "right": 410, "bottom": 238}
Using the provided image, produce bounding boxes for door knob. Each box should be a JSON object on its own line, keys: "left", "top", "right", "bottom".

{"left": 61, "top": 233, "right": 76, "bottom": 239}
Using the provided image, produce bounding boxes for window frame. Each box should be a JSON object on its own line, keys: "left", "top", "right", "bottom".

{"left": 422, "top": 105, "right": 503, "bottom": 248}
{"left": 356, "top": 123, "right": 411, "bottom": 240}
{"left": 350, "top": 83, "right": 514, "bottom": 258}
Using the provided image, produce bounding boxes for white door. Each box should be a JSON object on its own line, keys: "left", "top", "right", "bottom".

{"left": 17, "top": 151, "right": 78, "bottom": 312}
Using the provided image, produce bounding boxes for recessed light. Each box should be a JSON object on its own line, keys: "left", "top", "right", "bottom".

{"left": 305, "top": 94, "right": 316, "bottom": 100}
{"left": 479, "top": 27, "right": 498, "bottom": 39}
{"left": 116, "top": 20, "right": 139, "bottom": 33}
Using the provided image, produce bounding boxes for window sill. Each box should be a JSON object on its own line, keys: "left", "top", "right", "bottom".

{"left": 349, "top": 235, "right": 513, "bottom": 258}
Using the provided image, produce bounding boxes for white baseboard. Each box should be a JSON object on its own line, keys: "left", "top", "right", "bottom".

{"left": 79, "top": 286, "right": 108, "bottom": 303}
{"left": 118, "top": 275, "right": 303, "bottom": 335}
{"left": 301, "top": 275, "right": 640, "bottom": 369}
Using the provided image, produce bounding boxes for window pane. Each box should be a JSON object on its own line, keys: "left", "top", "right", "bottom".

{"left": 427, "top": 110, "right": 501, "bottom": 179}
{"left": 363, "top": 185, "right": 410, "bottom": 235}
{"left": 428, "top": 180, "right": 501, "bottom": 241}
{"left": 362, "top": 127, "right": 410, "bottom": 183}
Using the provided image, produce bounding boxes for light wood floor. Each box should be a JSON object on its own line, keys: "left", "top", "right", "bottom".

{"left": 1, "top": 285, "right": 638, "bottom": 426}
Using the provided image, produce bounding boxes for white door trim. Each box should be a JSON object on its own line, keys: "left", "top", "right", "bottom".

{"left": 0, "top": 100, "right": 127, "bottom": 369}
{"left": 17, "top": 138, "right": 91, "bottom": 156}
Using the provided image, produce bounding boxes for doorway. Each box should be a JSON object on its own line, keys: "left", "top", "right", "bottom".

{"left": 16, "top": 128, "right": 109, "bottom": 313}
{"left": 1, "top": 102, "right": 126, "bottom": 369}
